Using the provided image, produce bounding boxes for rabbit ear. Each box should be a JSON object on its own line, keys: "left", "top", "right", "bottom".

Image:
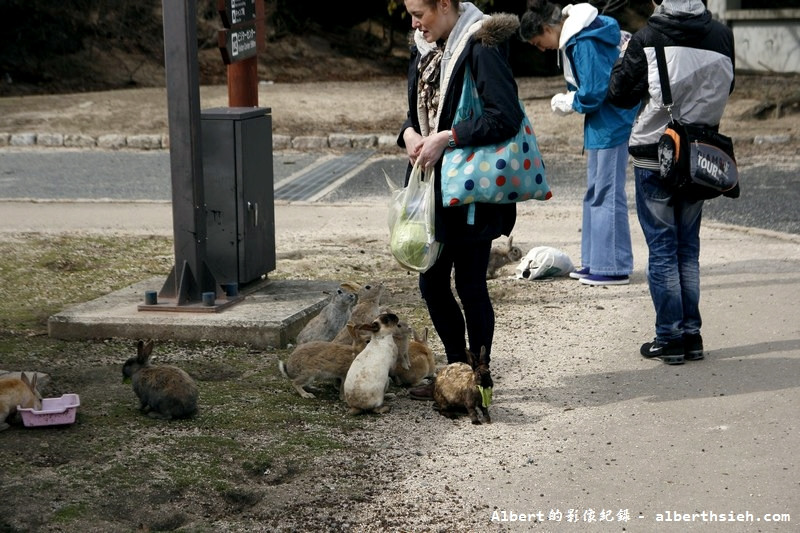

{"left": 340, "top": 281, "right": 361, "bottom": 292}
{"left": 358, "top": 322, "right": 379, "bottom": 333}
{"left": 20, "top": 372, "right": 30, "bottom": 387}
{"left": 30, "top": 373, "right": 37, "bottom": 391}
{"left": 479, "top": 346, "right": 489, "bottom": 366}
{"left": 137, "top": 340, "right": 154, "bottom": 363}
{"left": 508, "top": 236, "right": 513, "bottom": 246}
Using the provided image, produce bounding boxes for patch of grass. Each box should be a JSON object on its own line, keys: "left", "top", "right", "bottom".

{"left": 52, "top": 502, "right": 89, "bottom": 523}
{"left": 0, "top": 232, "right": 408, "bottom": 531}
{"left": 0, "top": 233, "right": 172, "bottom": 332}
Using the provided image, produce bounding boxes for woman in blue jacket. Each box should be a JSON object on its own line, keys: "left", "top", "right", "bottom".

{"left": 397, "top": 0, "right": 522, "bottom": 399}
{"left": 521, "top": 0, "right": 637, "bottom": 286}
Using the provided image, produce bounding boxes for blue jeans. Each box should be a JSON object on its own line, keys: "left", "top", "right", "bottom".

{"left": 635, "top": 167, "right": 704, "bottom": 342}
{"left": 419, "top": 240, "right": 493, "bottom": 364}
{"left": 582, "top": 144, "right": 634, "bottom": 276}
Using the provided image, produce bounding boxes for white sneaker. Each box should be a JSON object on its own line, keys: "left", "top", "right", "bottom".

{"left": 580, "top": 274, "right": 630, "bottom": 286}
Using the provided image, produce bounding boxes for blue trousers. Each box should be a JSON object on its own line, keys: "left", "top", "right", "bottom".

{"left": 582, "top": 144, "right": 634, "bottom": 276}
{"left": 635, "top": 167, "right": 704, "bottom": 342}
{"left": 419, "top": 240, "right": 493, "bottom": 364}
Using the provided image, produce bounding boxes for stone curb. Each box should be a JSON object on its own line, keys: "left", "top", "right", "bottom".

{"left": 0, "top": 130, "right": 795, "bottom": 151}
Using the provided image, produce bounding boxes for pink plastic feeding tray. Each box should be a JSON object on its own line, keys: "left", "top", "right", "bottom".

{"left": 18, "top": 394, "right": 80, "bottom": 427}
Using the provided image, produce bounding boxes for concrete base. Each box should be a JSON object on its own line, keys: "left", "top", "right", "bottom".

{"left": 47, "top": 277, "right": 339, "bottom": 349}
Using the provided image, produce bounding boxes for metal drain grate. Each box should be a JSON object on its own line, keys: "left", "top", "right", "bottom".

{"left": 274, "top": 150, "right": 375, "bottom": 201}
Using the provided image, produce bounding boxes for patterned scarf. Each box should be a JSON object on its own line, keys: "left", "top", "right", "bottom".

{"left": 417, "top": 46, "right": 444, "bottom": 136}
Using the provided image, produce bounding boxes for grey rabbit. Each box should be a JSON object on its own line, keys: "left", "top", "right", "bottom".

{"left": 486, "top": 236, "right": 523, "bottom": 279}
{"left": 296, "top": 287, "right": 357, "bottom": 344}
{"left": 122, "top": 339, "right": 198, "bottom": 420}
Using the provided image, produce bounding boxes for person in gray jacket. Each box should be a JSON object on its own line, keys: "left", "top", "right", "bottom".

{"left": 607, "top": 0, "right": 735, "bottom": 365}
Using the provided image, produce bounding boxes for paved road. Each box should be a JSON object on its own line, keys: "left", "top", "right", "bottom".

{"left": 1, "top": 149, "right": 797, "bottom": 234}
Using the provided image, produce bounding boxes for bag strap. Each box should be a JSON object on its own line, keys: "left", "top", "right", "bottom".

{"left": 654, "top": 45, "right": 675, "bottom": 121}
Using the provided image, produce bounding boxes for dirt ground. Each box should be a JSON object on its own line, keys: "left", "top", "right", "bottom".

{"left": 1, "top": 71, "right": 799, "bottom": 156}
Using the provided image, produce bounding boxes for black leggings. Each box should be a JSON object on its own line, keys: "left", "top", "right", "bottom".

{"left": 419, "top": 240, "right": 494, "bottom": 364}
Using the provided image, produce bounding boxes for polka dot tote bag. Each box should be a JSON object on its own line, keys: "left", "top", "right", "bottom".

{"left": 441, "top": 66, "right": 551, "bottom": 207}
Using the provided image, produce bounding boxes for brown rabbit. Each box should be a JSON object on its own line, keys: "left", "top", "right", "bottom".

{"left": 279, "top": 323, "right": 369, "bottom": 399}
{"left": 486, "top": 236, "right": 523, "bottom": 279}
{"left": 0, "top": 373, "right": 42, "bottom": 431}
{"left": 391, "top": 327, "right": 436, "bottom": 387}
{"left": 122, "top": 340, "right": 198, "bottom": 420}
{"left": 433, "top": 346, "right": 493, "bottom": 425}
{"left": 332, "top": 281, "right": 385, "bottom": 344}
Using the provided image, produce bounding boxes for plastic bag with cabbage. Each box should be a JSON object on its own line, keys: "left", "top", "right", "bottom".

{"left": 386, "top": 162, "right": 440, "bottom": 273}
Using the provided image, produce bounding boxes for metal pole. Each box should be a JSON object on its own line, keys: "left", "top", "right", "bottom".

{"left": 159, "top": 0, "right": 219, "bottom": 305}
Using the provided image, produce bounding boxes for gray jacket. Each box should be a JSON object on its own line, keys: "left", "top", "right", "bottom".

{"left": 607, "top": 0, "right": 735, "bottom": 163}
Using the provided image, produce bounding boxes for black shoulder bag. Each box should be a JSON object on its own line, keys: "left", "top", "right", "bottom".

{"left": 655, "top": 45, "right": 740, "bottom": 200}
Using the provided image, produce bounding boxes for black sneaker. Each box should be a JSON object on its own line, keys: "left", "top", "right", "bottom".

{"left": 640, "top": 338, "right": 685, "bottom": 365}
{"left": 683, "top": 333, "right": 704, "bottom": 361}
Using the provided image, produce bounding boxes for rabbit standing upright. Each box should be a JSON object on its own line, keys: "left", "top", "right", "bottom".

{"left": 343, "top": 313, "right": 411, "bottom": 415}
{"left": 391, "top": 326, "right": 437, "bottom": 387}
{"left": 486, "top": 236, "right": 523, "bottom": 279}
{"left": 332, "top": 281, "right": 385, "bottom": 343}
{"left": 297, "top": 287, "right": 357, "bottom": 344}
{"left": 0, "top": 373, "right": 42, "bottom": 431}
{"left": 122, "top": 340, "right": 198, "bottom": 420}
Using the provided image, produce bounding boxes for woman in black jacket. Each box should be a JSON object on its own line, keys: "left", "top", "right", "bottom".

{"left": 397, "top": 0, "right": 522, "bottom": 398}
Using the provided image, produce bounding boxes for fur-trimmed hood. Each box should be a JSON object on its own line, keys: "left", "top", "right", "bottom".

{"left": 472, "top": 13, "right": 520, "bottom": 48}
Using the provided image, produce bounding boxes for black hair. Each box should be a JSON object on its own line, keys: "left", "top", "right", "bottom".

{"left": 519, "top": 0, "right": 563, "bottom": 41}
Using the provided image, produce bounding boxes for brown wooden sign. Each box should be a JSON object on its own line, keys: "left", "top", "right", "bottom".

{"left": 217, "top": 0, "right": 256, "bottom": 28}
{"left": 218, "top": 22, "right": 257, "bottom": 64}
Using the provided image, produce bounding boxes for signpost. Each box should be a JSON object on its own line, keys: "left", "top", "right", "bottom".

{"left": 218, "top": 0, "right": 256, "bottom": 27}
{"left": 217, "top": 0, "right": 262, "bottom": 107}
{"left": 217, "top": 22, "right": 257, "bottom": 64}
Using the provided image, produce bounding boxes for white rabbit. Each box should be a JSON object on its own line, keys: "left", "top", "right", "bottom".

{"left": 343, "top": 313, "right": 411, "bottom": 415}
